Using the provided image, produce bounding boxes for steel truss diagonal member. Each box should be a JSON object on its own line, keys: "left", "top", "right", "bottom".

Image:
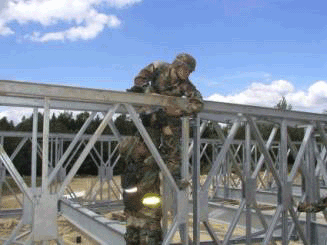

{"left": 48, "top": 111, "right": 97, "bottom": 188}
{"left": 193, "top": 118, "right": 240, "bottom": 245}
{"left": 59, "top": 104, "right": 120, "bottom": 197}
{"left": 247, "top": 117, "right": 281, "bottom": 187}
{"left": 0, "top": 145, "right": 33, "bottom": 201}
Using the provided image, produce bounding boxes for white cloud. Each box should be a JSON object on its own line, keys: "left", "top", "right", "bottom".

{"left": 207, "top": 80, "right": 327, "bottom": 113}
{"left": 0, "top": 0, "right": 9, "bottom": 12}
{"left": 0, "top": 107, "right": 33, "bottom": 124}
{"left": 0, "top": 0, "right": 141, "bottom": 41}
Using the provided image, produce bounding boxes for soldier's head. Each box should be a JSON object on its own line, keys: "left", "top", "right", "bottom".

{"left": 172, "top": 53, "right": 196, "bottom": 80}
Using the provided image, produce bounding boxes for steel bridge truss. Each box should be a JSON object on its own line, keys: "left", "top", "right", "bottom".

{"left": 0, "top": 80, "right": 327, "bottom": 244}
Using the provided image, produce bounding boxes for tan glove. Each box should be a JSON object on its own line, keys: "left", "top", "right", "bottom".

{"left": 164, "top": 103, "right": 183, "bottom": 116}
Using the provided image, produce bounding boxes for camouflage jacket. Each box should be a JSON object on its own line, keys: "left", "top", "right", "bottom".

{"left": 134, "top": 61, "right": 204, "bottom": 114}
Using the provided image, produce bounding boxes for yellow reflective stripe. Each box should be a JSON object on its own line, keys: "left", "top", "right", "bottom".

{"left": 142, "top": 196, "right": 161, "bottom": 206}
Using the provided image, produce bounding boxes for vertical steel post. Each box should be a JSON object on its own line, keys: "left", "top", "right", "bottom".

{"left": 0, "top": 136, "right": 4, "bottom": 202}
{"left": 245, "top": 123, "right": 252, "bottom": 244}
{"left": 304, "top": 142, "right": 312, "bottom": 242}
{"left": 180, "top": 117, "right": 189, "bottom": 244}
{"left": 42, "top": 98, "right": 50, "bottom": 194}
{"left": 308, "top": 137, "right": 318, "bottom": 244}
{"left": 32, "top": 108, "right": 38, "bottom": 194}
{"left": 108, "top": 141, "right": 111, "bottom": 201}
{"left": 192, "top": 116, "right": 200, "bottom": 245}
{"left": 280, "top": 120, "right": 288, "bottom": 245}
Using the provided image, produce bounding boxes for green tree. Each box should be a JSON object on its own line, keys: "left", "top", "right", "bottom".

{"left": 275, "top": 96, "right": 292, "bottom": 110}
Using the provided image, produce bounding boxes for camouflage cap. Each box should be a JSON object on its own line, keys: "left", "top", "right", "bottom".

{"left": 174, "top": 53, "right": 196, "bottom": 72}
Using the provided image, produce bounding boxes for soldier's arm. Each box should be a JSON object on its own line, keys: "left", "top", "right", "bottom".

{"left": 181, "top": 81, "right": 204, "bottom": 114}
{"left": 134, "top": 62, "right": 159, "bottom": 87}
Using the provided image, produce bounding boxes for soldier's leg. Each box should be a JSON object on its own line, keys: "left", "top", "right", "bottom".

{"left": 139, "top": 205, "right": 162, "bottom": 245}
{"left": 138, "top": 164, "right": 162, "bottom": 244}
{"left": 146, "top": 212, "right": 163, "bottom": 245}
{"left": 125, "top": 215, "right": 141, "bottom": 245}
{"left": 161, "top": 118, "right": 187, "bottom": 189}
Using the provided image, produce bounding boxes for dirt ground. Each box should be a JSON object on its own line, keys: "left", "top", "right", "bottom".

{"left": 0, "top": 176, "right": 306, "bottom": 244}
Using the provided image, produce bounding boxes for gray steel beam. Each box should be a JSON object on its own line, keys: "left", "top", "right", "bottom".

{"left": 42, "top": 98, "right": 50, "bottom": 193}
{"left": 0, "top": 80, "right": 327, "bottom": 123}
{"left": 58, "top": 105, "right": 119, "bottom": 196}
{"left": 0, "top": 145, "right": 33, "bottom": 201}
{"left": 31, "top": 108, "right": 38, "bottom": 193}
{"left": 203, "top": 100, "right": 327, "bottom": 123}
{"left": 0, "top": 80, "right": 190, "bottom": 112}
{"left": 59, "top": 199, "right": 125, "bottom": 245}
{"left": 193, "top": 116, "right": 201, "bottom": 245}
{"left": 47, "top": 111, "right": 96, "bottom": 187}
{"left": 207, "top": 201, "right": 327, "bottom": 244}
{"left": 213, "top": 186, "right": 302, "bottom": 205}
{"left": 203, "top": 121, "right": 240, "bottom": 190}
{"left": 0, "top": 131, "right": 118, "bottom": 141}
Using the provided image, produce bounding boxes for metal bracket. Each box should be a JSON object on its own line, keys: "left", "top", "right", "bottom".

{"left": 33, "top": 193, "right": 58, "bottom": 241}
{"left": 58, "top": 167, "right": 66, "bottom": 183}
{"left": 99, "top": 165, "right": 113, "bottom": 181}
{"left": 278, "top": 181, "right": 292, "bottom": 209}
{"left": 0, "top": 164, "right": 5, "bottom": 183}
{"left": 243, "top": 178, "right": 256, "bottom": 205}
{"left": 177, "top": 190, "right": 188, "bottom": 223}
{"left": 199, "top": 190, "right": 209, "bottom": 222}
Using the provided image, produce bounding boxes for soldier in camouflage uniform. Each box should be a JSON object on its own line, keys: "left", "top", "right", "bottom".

{"left": 131, "top": 53, "right": 203, "bottom": 187}
{"left": 122, "top": 53, "right": 203, "bottom": 244}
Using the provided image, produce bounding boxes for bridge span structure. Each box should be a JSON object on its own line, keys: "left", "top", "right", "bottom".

{"left": 0, "top": 80, "right": 327, "bottom": 244}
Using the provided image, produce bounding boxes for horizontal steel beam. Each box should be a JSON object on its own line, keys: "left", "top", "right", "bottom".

{"left": 213, "top": 186, "right": 302, "bottom": 206}
{"left": 203, "top": 101, "right": 327, "bottom": 123}
{"left": 0, "top": 131, "right": 118, "bottom": 141}
{"left": 0, "top": 80, "right": 189, "bottom": 112}
{"left": 0, "top": 208, "right": 22, "bottom": 218}
{"left": 0, "top": 80, "right": 327, "bottom": 123}
{"left": 207, "top": 201, "right": 327, "bottom": 244}
{"left": 59, "top": 199, "right": 126, "bottom": 245}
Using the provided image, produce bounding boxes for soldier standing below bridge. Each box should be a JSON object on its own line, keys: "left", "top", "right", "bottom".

{"left": 119, "top": 53, "right": 203, "bottom": 245}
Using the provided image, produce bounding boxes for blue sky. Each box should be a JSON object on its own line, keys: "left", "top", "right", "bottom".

{"left": 1, "top": 0, "right": 327, "bottom": 122}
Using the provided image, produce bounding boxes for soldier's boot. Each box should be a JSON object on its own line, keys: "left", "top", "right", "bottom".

{"left": 139, "top": 228, "right": 162, "bottom": 245}
{"left": 314, "top": 197, "right": 327, "bottom": 212}
{"left": 298, "top": 201, "right": 326, "bottom": 213}
{"left": 147, "top": 229, "right": 163, "bottom": 245}
{"left": 139, "top": 229, "right": 148, "bottom": 245}
{"left": 125, "top": 226, "right": 141, "bottom": 245}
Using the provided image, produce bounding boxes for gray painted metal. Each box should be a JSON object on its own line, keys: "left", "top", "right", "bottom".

{"left": 33, "top": 193, "right": 58, "bottom": 241}
{"left": 1, "top": 80, "right": 327, "bottom": 244}
{"left": 59, "top": 199, "right": 126, "bottom": 245}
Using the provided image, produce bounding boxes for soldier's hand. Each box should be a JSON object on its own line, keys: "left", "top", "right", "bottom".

{"left": 187, "top": 99, "right": 204, "bottom": 113}
{"left": 165, "top": 104, "right": 183, "bottom": 116}
{"left": 126, "top": 85, "right": 145, "bottom": 93}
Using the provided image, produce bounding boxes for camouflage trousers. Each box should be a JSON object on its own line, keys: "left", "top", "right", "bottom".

{"left": 124, "top": 115, "right": 183, "bottom": 245}
{"left": 160, "top": 116, "right": 183, "bottom": 188}
{"left": 124, "top": 196, "right": 162, "bottom": 245}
